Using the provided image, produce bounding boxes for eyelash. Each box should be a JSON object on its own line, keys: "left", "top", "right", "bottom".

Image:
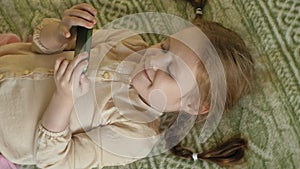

{"left": 160, "top": 42, "right": 174, "bottom": 78}
{"left": 167, "top": 65, "right": 177, "bottom": 79}
{"left": 160, "top": 43, "right": 168, "bottom": 54}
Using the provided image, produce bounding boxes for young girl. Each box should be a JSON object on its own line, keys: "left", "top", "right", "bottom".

{"left": 0, "top": 0, "right": 254, "bottom": 168}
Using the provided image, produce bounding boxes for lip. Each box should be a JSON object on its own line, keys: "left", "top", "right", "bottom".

{"left": 143, "top": 65, "right": 152, "bottom": 83}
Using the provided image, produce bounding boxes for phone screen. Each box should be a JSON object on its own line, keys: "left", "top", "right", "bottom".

{"left": 74, "top": 26, "right": 93, "bottom": 73}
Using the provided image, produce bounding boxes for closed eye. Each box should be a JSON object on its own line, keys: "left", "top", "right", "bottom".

{"left": 160, "top": 43, "right": 168, "bottom": 54}
{"left": 167, "top": 58, "right": 177, "bottom": 78}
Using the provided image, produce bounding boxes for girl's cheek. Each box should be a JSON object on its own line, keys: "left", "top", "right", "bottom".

{"left": 148, "top": 89, "right": 167, "bottom": 112}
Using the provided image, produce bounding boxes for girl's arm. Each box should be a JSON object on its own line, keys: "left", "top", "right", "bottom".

{"left": 34, "top": 3, "right": 97, "bottom": 53}
{"left": 41, "top": 52, "right": 89, "bottom": 132}
{"left": 36, "top": 120, "right": 158, "bottom": 169}
{"left": 36, "top": 53, "right": 157, "bottom": 168}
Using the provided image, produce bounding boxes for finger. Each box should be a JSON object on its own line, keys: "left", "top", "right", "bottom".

{"left": 63, "top": 16, "right": 94, "bottom": 29}
{"left": 71, "top": 60, "right": 89, "bottom": 84}
{"left": 64, "top": 52, "right": 88, "bottom": 81}
{"left": 56, "top": 60, "right": 70, "bottom": 80}
{"left": 63, "top": 8, "right": 96, "bottom": 24}
{"left": 58, "top": 24, "right": 72, "bottom": 38}
{"left": 72, "top": 3, "right": 97, "bottom": 17}
{"left": 80, "top": 74, "right": 90, "bottom": 85}
{"left": 80, "top": 75, "right": 90, "bottom": 93}
{"left": 54, "top": 57, "right": 67, "bottom": 75}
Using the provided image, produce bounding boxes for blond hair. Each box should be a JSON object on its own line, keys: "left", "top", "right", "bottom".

{"left": 167, "top": 0, "right": 255, "bottom": 166}
{"left": 194, "top": 18, "right": 254, "bottom": 110}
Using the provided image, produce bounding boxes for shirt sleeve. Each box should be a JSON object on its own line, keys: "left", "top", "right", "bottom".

{"left": 31, "top": 18, "right": 148, "bottom": 55}
{"left": 31, "top": 18, "right": 68, "bottom": 54}
{"left": 35, "top": 121, "right": 158, "bottom": 169}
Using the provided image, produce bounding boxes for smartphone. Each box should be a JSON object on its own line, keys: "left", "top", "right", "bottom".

{"left": 74, "top": 26, "right": 93, "bottom": 73}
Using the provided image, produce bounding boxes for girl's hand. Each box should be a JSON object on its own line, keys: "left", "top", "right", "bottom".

{"left": 54, "top": 52, "right": 90, "bottom": 99}
{"left": 57, "top": 3, "right": 97, "bottom": 44}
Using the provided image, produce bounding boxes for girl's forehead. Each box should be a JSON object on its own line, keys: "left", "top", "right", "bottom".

{"left": 169, "top": 27, "right": 208, "bottom": 58}
{"left": 167, "top": 36, "right": 201, "bottom": 69}
{"left": 165, "top": 36, "right": 201, "bottom": 98}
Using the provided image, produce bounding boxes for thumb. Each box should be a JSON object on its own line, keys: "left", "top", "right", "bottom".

{"left": 80, "top": 74, "right": 90, "bottom": 84}
{"left": 80, "top": 74, "right": 90, "bottom": 93}
{"left": 59, "top": 25, "right": 71, "bottom": 38}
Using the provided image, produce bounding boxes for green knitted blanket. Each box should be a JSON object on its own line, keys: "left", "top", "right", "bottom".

{"left": 0, "top": 0, "right": 299, "bottom": 168}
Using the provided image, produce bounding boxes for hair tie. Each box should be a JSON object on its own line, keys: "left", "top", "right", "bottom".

{"left": 196, "top": 8, "right": 203, "bottom": 15}
{"left": 192, "top": 153, "right": 198, "bottom": 161}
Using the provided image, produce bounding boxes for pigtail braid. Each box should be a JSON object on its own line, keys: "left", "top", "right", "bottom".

{"left": 170, "top": 137, "right": 248, "bottom": 166}
{"left": 165, "top": 0, "right": 253, "bottom": 167}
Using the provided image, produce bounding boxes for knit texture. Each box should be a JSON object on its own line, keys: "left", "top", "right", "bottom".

{"left": 0, "top": 0, "right": 299, "bottom": 168}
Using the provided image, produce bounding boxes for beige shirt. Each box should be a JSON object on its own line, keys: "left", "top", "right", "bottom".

{"left": 0, "top": 19, "right": 161, "bottom": 169}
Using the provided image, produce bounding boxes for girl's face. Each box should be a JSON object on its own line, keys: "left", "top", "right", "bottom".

{"left": 131, "top": 28, "right": 202, "bottom": 113}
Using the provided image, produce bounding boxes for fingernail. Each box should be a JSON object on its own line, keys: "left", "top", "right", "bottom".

{"left": 65, "top": 32, "right": 70, "bottom": 38}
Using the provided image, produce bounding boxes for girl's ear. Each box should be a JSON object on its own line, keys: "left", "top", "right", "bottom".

{"left": 181, "top": 86, "right": 209, "bottom": 115}
{"left": 198, "top": 102, "right": 210, "bottom": 114}
{"left": 183, "top": 101, "right": 210, "bottom": 115}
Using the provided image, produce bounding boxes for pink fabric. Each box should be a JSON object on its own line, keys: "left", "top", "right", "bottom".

{"left": 0, "top": 33, "right": 21, "bottom": 46}
{"left": 0, "top": 154, "right": 18, "bottom": 169}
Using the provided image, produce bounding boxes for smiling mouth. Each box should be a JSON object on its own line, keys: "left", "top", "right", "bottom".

{"left": 143, "top": 66, "right": 152, "bottom": 83}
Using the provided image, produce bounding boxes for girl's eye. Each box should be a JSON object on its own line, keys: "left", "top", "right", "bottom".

{"left": 167, "top": 63, "right": 175, "bottom": 78}
{"left": 162, "top": 49, "right": 168, "bottom": 54}
{"left": 160, "top": 43, "right": 168, "bottom": 54}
